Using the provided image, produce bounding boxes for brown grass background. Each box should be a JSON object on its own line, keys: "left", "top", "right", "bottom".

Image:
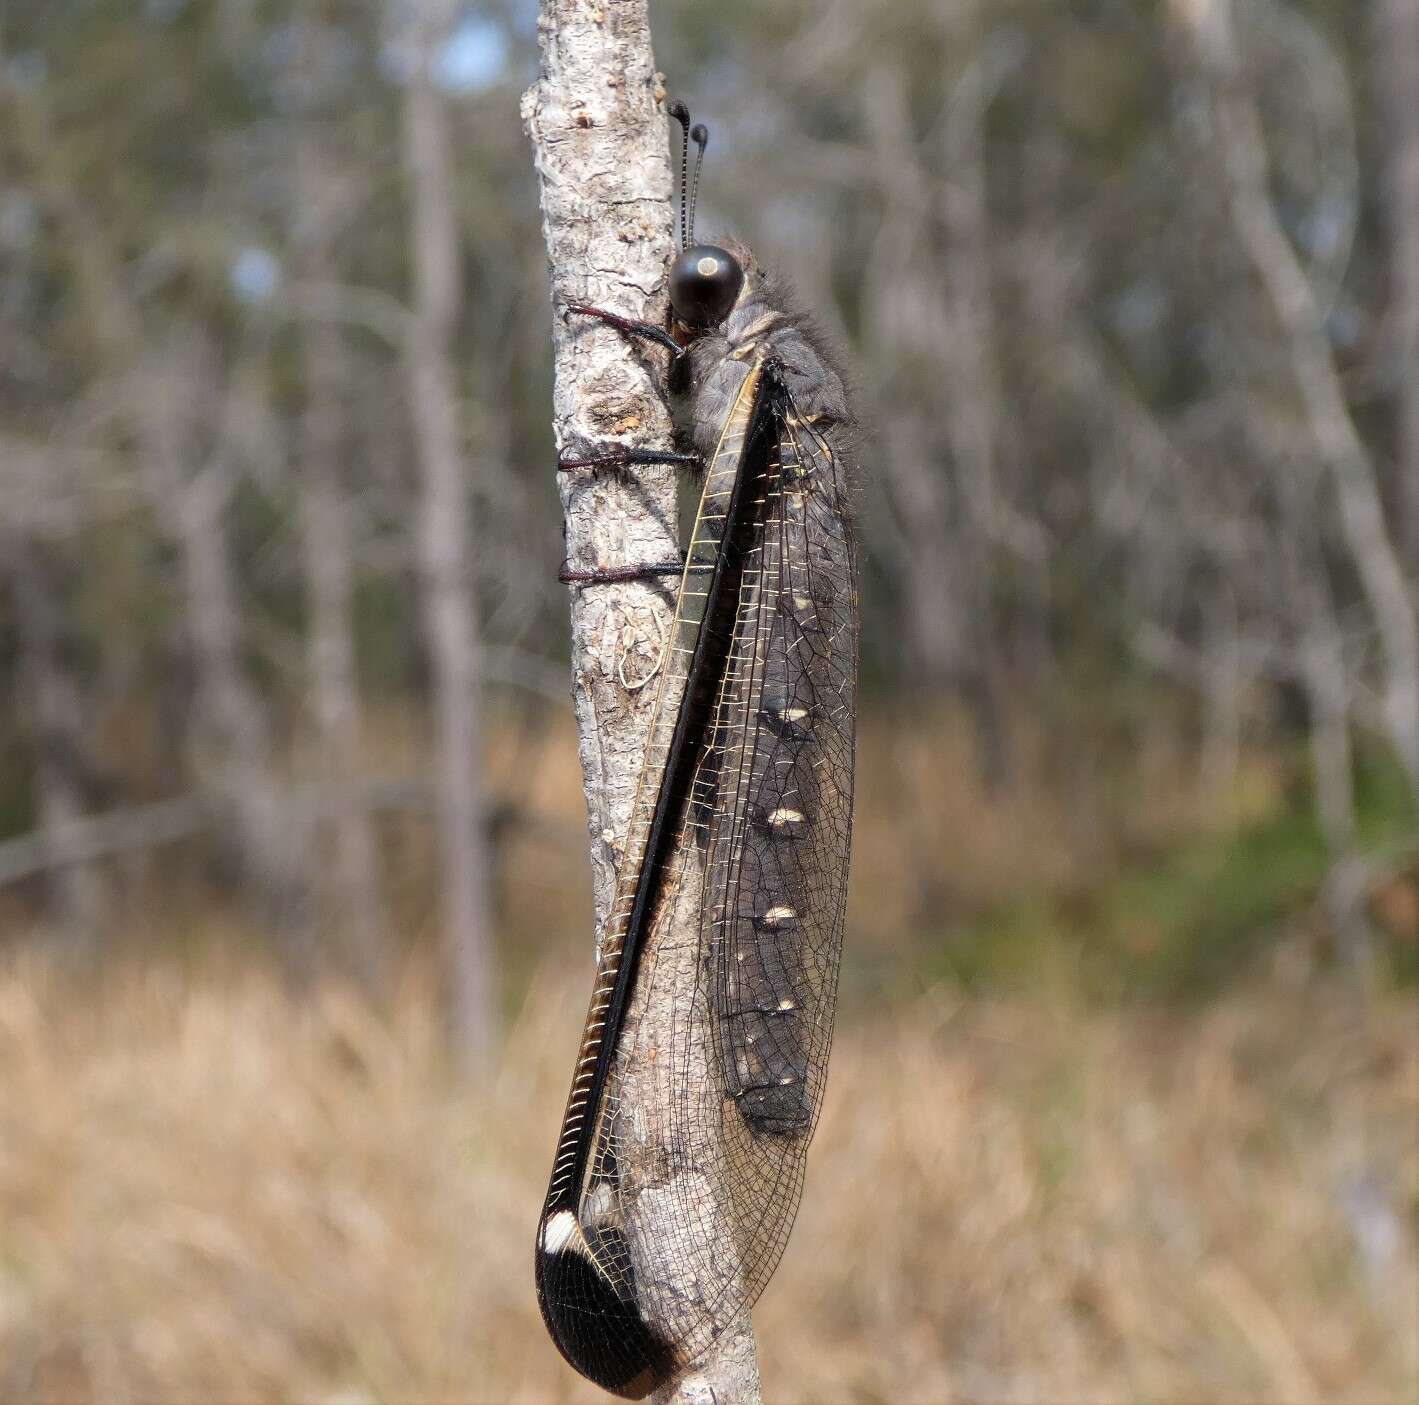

{"left": 1, "top": 960, "right": 1412, "bottom": 1403}
{"left": 0, "top": 716, "right": 1415, "bottom": 1404}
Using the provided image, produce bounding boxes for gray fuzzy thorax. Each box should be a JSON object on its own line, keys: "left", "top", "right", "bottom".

{"left": 681, "top": 265, "right": 854, "bottom": 499}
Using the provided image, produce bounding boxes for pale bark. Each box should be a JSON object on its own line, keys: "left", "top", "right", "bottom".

{"left": 522, "top": 3, "right": 762, "bottom": 1400}
{"left": 1374, "top": 0, "right": 1419, "bottom": 578}
{"left": 292, "top": 18, "right": 386, "bottom": 987}
{"left": 1176, "top": 0, "right": 1419, "bottom": 793}
{"left": 400, "top": 0, "right": 498, "bottom": 1071}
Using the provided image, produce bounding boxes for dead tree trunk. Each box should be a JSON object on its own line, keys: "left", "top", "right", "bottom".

{"left": 163, "top": 380, "right": 314, "bottom": 950}
{"left": 1374, "top": 0, "right": 1419, "bottom": 581}
{"left": 1, "top": 535, "right": 106, "bottom": 948}
{"left": 939, "top": 30, "right": 1014, "bottom": 789}
{"left": 1279, "top": 497, "right": 1374, "bottom": 974}
{"left": 1176, "top": 0, "right": 1419, "bottom": 795}
{"left": 1200, "top": 585, "right": 1244, "bottom": 809}
{"left": 522, "top": 3, "right": 763, "bottom": 1400}
{"left": 860, "top": 57, "right": 1017, "bottom": 790}
{"left": 292, "top": 18, "right": 386, "bottom": 988}
{"left": 400, "top": 0, "right": 499, "bottom": 1072}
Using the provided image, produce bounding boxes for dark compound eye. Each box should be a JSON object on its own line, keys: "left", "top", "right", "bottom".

{"left": 668, "top": 244, "right": 744, "bottom": 328}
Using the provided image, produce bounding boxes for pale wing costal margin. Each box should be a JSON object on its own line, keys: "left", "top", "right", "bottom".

{"left": 536, "top": 362, "right": 771, "bottom": 1395}
{"left": 605, "top": 364, "right": 858, "bottom": 1365}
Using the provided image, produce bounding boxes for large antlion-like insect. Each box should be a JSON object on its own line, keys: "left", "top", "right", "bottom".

{"left": 535, "top": 102, "right": 858, "bottom": 1398}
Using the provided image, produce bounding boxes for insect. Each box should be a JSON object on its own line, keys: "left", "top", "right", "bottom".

{"left": 536, "top": 103, "right": 858, "bottom": 1398}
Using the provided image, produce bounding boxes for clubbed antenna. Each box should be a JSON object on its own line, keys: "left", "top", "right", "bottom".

{"left": 688, "top": 123, "right": 709, "bottom": 247}
{"left": 670, "top": 101, "right": 692, "bottom": 250}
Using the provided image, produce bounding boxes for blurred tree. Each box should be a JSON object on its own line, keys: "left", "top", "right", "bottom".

{"left": 290, "top": 6, "right": 387, "bottom": 988}
{"left": 397, "top": 0, "right": 498, "bottom": 1069}
{"left": 1373, "top": 0, "right": 1419, "bottom": 582}
{"left": 0, "top": 0, "right": 1411, "bottom": 997}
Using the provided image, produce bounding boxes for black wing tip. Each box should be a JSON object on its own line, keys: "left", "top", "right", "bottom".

{"left": 535, "top": 1231, "right": 680, "bottom": 1398}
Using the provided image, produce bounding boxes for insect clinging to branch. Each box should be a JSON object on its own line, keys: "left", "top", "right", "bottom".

{"left": 536, "top": 101, "right": 859, "bottom": 1399}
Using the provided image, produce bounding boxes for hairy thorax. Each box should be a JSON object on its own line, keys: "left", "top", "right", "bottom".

{"left": 682, "top": 244, "right": 853, "bottom": 498}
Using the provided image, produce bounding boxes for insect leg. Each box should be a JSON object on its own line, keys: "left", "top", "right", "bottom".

{"left": 558, "top": 446, "right": 703, "bottom": 473}
{"left": 565, "top": 302, "right": 685, "bottom": 359}
{"left": 558, "top": 558, "right": 684, "bottom": 586}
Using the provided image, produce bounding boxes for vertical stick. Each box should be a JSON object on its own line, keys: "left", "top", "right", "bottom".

{"left": 292, "top": 14, "right": 386, "bottom": 988}
{"left": 401, "top": 0, "right": 499, "bottom": 1070}
{"left": 520, "top": 2, "right": 681, "bottom": 935}
{"left": 1175, "top": 0, "right": 1419, "bottom": 795}
{"left": 522, "top": 4, "right": 763, "bottom": 1400}
{"left": 1375, "top": 0, "right": 1419, "bottom": 580}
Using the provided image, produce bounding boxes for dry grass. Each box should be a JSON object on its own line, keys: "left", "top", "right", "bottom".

{"left": 0, "top": 951, "right": 1412, "bottom": 1404}
{"left": 1, "top": 705, "right": 1413, "bottom": 1400}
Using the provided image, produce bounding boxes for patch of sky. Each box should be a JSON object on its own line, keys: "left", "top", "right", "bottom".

{"left": 1109, "top": 280, "right": 1167, "bottom": 341}
{"left": 507, "top": 0, "right": 538, "bottom": 41}
{"left": 144, "top": 0, "right": 189, "bottom": 23}
{"left": 1299, "top": 197, "right": 1350, "bottom": 263}
{"left": 4, "top": 51, "right": 47, "bottom": 90}
{"left": 436, "top": 10, "right": 509, "bottom": 94}
{"left": 230, "top": 246, "right": 281, "bottom": 305}
{"left": 1325, "top": 294, "right": 1361, "bottom": 351}
{"left": 0, "top": 191, "right": 39, "bottom": 252}
{"left": 258, "top": 20, "right": 298, "bottom": 80}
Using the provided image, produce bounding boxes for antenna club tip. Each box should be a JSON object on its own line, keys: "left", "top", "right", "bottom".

{"left": 690, "top": 123, "right": 709, "bottom": 147}
{"left": 669, "top": 100, "right": 690, "bottom": 125}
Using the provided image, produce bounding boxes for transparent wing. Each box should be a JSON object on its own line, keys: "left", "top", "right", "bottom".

{"left": 705, "top": 370, "right": 858, "bottom": 1299}
{"left": 593, "top": 365, "right": 857, "bottom": 1368}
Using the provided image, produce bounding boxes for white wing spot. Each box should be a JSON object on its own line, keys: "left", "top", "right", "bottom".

{"left": 540, "top": 1210, "right": 583, "bottom": 1255}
